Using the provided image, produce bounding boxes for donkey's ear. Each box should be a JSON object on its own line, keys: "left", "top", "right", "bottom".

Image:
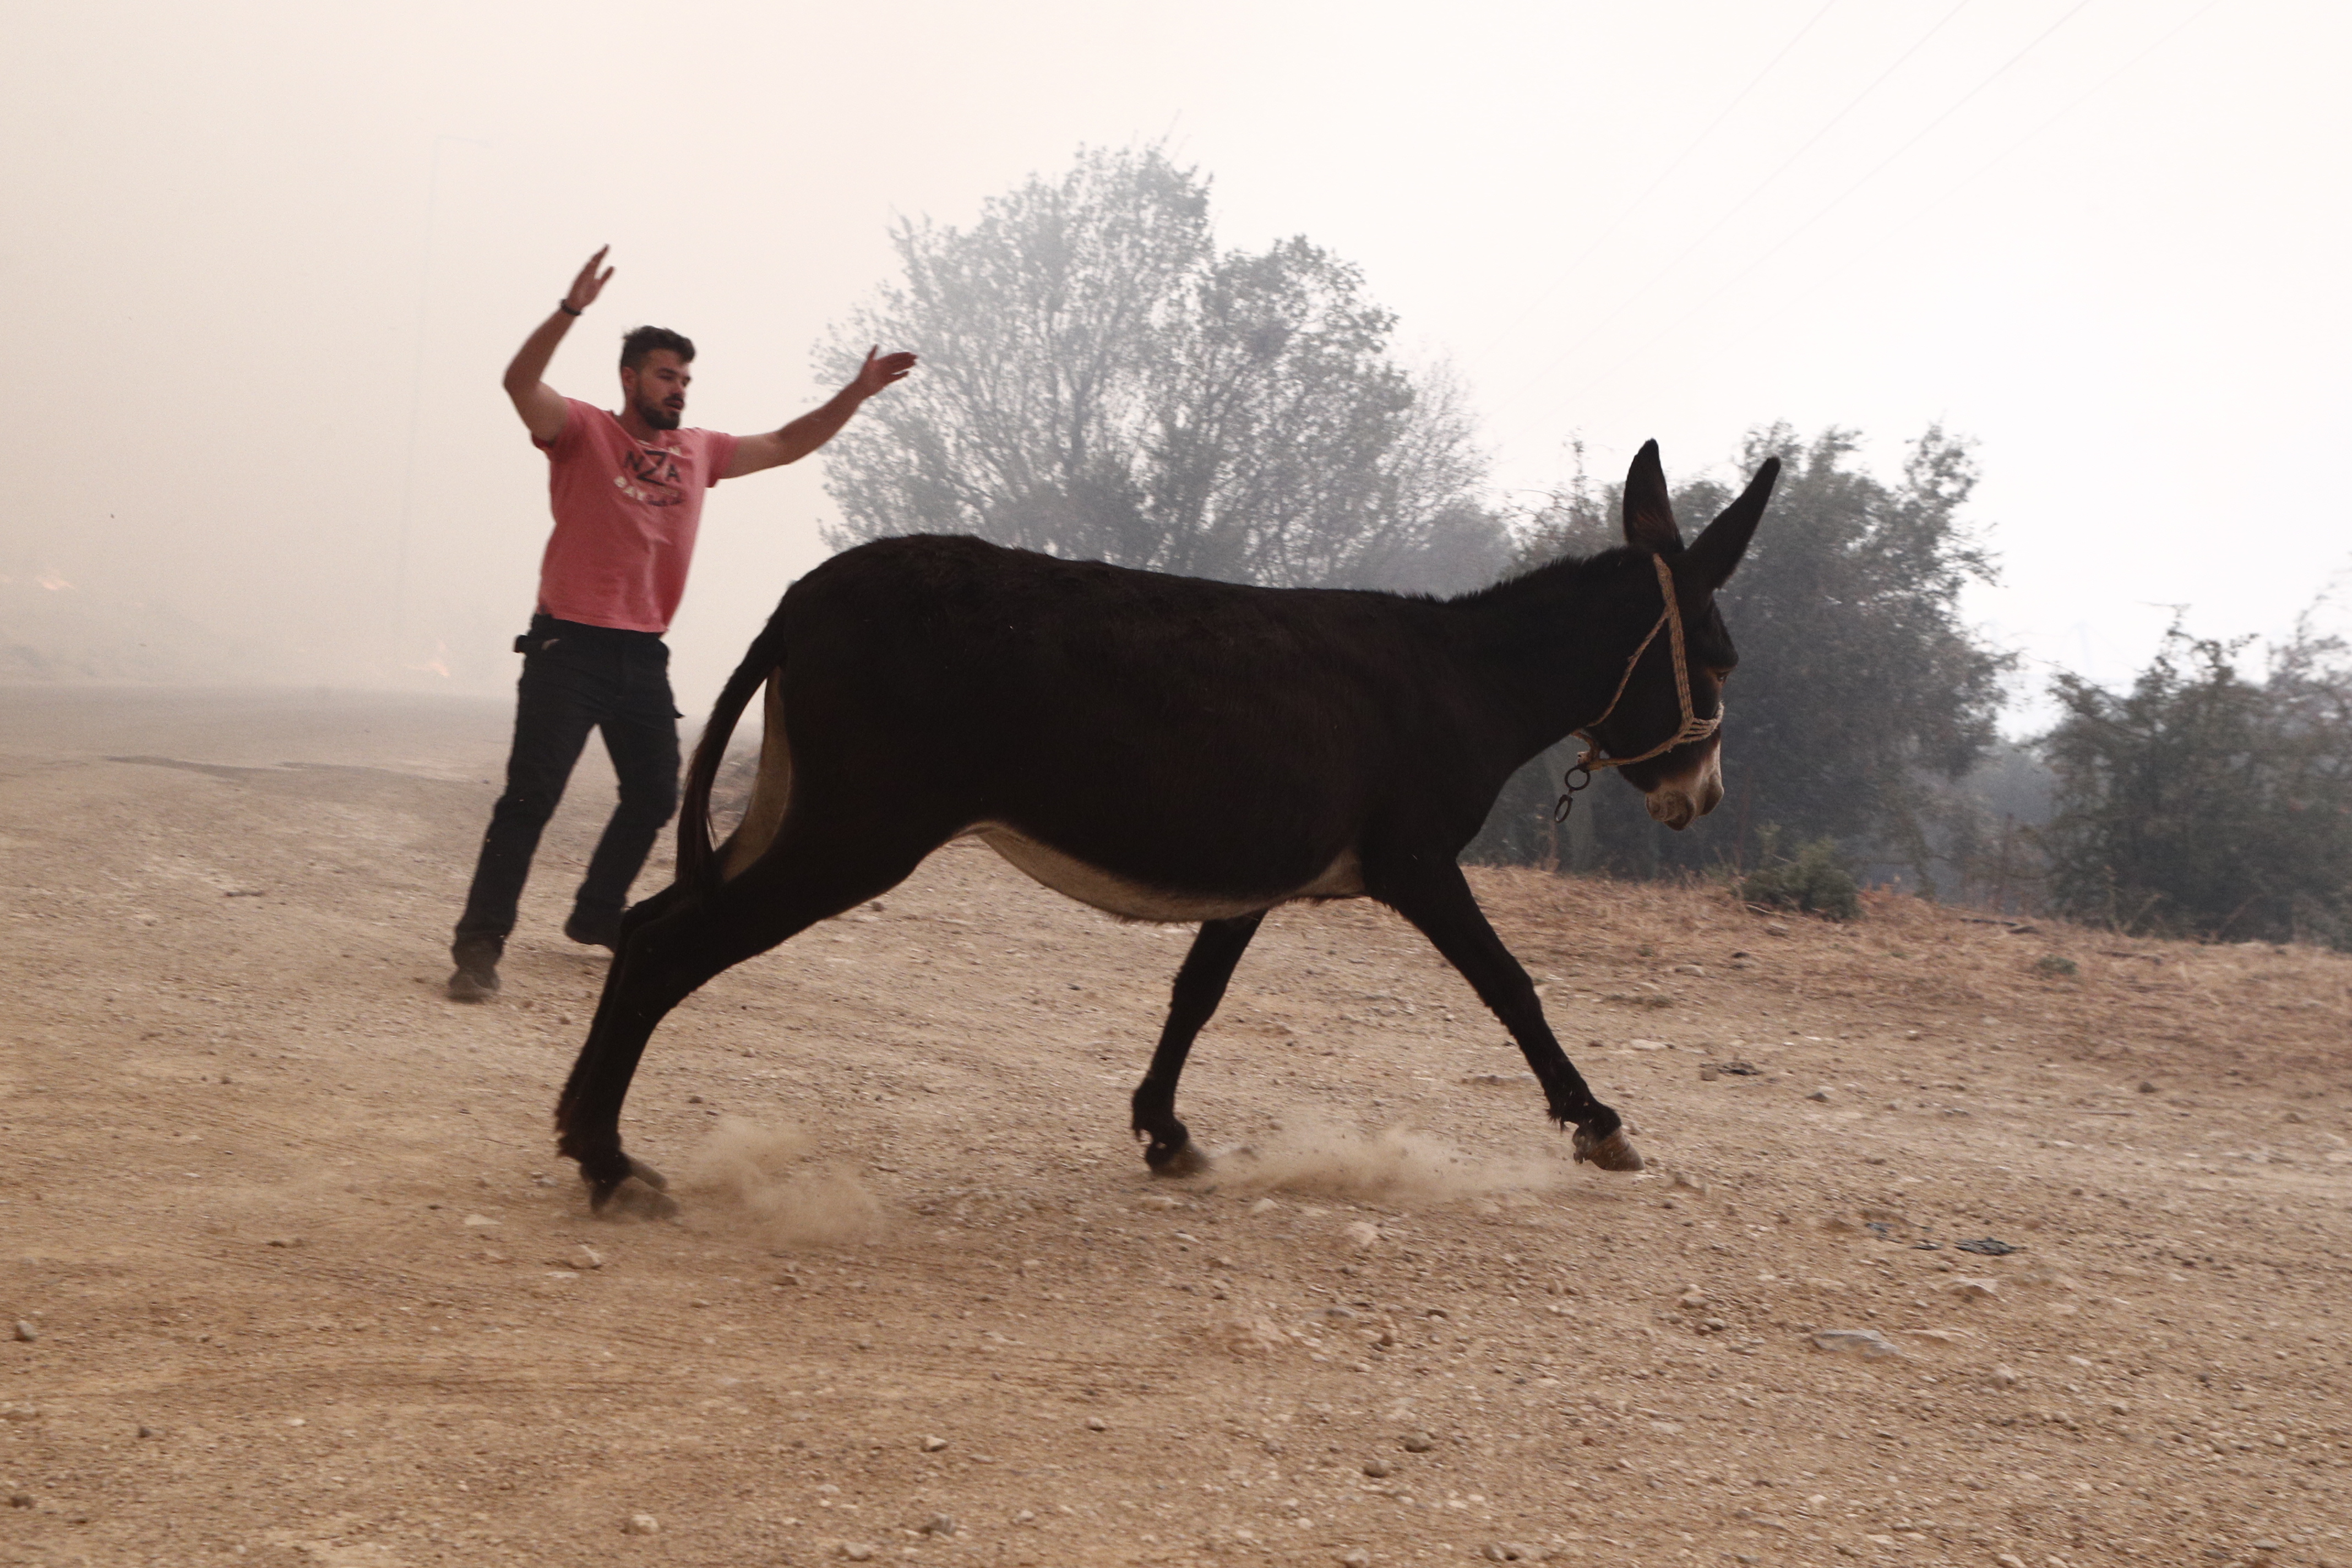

{"left": 1681, "top": 456, "right": 1781, "bottom": 594}
{"left": 1621, "top": 439, "right": 1684, "bottom": 554}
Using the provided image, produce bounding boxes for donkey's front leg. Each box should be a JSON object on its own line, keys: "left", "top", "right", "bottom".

{"left": 1367, "top": 858, "right": 1642, "bottom": 1172}
{"left": 1130, "top": 912, "right": 1265, "bottom": 1175}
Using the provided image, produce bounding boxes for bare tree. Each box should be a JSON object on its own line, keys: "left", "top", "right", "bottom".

{"left": 819, "top": 147, "right": 1506, "bottom": 593}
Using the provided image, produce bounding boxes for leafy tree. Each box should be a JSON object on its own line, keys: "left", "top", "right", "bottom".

{"left": 818, "top": 146, "right": 1507, "bottom": 592}
{"left": 1466, "top": 426, "right": 2011, "bottom": 885}
{"left": 1901, "top": 738, "right": 2056, "bottom": 916}
{"left": 2039, "top": 620, "right": 2352, "bottom": 947}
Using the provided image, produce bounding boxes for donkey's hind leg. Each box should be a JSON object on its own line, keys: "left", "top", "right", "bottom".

{"left": 1130, "top": 912, "right": 1264, "bottom": 1175}
{"left": 556, "top": 808, "right": 943, "bottom": 1212}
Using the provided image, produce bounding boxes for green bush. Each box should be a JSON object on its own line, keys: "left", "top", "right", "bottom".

{"left": 1739, "top": 831, "right": 1863, "bottom": 922}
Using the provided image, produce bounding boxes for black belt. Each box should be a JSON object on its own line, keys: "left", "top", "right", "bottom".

{"left": 515, "top": 613, "right": 665, "bottom": 655}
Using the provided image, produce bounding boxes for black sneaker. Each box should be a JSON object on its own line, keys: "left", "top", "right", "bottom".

{"left": 447, "top": 937, "right": 502, "bottom": 1002}
{"left": 564, "top": 907, "right": 622, "bottom": 951}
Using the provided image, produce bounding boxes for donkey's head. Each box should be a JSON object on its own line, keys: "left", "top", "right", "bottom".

{"left": 1579, "top": 441, "right": 1779, "bottom": 831}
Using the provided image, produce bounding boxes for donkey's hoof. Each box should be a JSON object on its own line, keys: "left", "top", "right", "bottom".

{"left": 1573, "top": 1126, "right": 1645, "bottom": 1173}
{"left": 592, "top": 1173, "right": 680, "bottom": 1221}
{"left": 1146, "top": 1139, "right": 1213, "bottom": 1178}
{"left": 576, "top": 1150, "right": 674, "bottom": 1217}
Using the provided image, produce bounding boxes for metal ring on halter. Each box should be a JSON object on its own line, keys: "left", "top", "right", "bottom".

{"left": 1552, "top": 761, "right": 1594, "bottom": 824}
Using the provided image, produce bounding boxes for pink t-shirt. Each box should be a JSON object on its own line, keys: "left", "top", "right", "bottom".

{"left": 532, "top": 398, "right": 741, "bottom": 635}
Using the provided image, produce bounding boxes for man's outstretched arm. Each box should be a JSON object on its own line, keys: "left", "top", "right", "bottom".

{"left": 722, "top": 347, "right": 918, "bottom": 478}
{"left": 504, "top": 248, "right": 614, "bottom": 444}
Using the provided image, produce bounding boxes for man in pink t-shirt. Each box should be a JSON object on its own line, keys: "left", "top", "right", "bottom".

{"left": 449, "top": 247, "right": 916, "bottom": 1001}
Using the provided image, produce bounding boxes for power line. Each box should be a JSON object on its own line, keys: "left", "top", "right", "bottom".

{"left": 1540, "top": 0, "right": 2101, "bottom": 406}
{"left": 392, "top": 133, "right": 491, "bottom": 667}
{"left": 1767, "top": 0, "right": 2223, "bottom": 323}
{"left": 1466, "top": 0, "right": 1842, "bottom": 362}
{"left": 1485, "top": 0, "right": 1979, "bottom": 424}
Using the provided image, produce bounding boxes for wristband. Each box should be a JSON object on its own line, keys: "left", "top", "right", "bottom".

{"left": 558, "top": 301, "right": 583, "bottom": 317}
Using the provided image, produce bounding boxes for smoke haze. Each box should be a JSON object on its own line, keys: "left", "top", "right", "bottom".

{"left": 5, "top": 1, "right": 2346, "bottom": 716}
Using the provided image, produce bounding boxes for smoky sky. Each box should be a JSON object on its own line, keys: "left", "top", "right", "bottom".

{"left": 4, "top": 0, "right": 2344, "bottom": 718}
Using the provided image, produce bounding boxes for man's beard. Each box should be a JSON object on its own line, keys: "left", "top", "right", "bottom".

{"left": 635, "top": 398, "right": 682, "bottom": 432}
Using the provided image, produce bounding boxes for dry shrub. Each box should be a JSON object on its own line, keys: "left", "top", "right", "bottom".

{"left": 1465, "top": 862, "right": 2352, "bottom": 1085}
{"left": 1739, "top": 832, "right": 1863, "bottom": 921}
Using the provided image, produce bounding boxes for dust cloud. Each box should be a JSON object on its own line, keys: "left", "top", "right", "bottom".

{"left": 677, "top": 1117, "right": 883, "bottom": 1248}
{"left": 1213, "top": 1117, "right": 1566, "bottom": 1207}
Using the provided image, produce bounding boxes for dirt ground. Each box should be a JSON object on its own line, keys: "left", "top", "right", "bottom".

{"left": 4, "top": 688, "right": 2350, "bottom": 1568}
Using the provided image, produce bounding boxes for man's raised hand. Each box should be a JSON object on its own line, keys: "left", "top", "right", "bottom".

{"left": 505, "top": 248, "right": 610, "bottom": 439}
{"left": 852, "top": 346, "right": 919, "bottom": 399}
{"left": 565, "top": 247, "right": 616, "bottom": 315}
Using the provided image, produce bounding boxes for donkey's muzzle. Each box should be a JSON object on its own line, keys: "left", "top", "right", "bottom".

{"left": 1642, "top": 749, "right": 1724, "bottom": 830}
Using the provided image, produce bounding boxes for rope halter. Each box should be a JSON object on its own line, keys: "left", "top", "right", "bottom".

{"left": 1553, "top": 553, "right": 1723, "bottom": 823}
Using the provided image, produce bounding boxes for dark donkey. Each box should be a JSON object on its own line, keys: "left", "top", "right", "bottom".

{"left": 555, "top": 442, "right": 1779, "bottom": 1212}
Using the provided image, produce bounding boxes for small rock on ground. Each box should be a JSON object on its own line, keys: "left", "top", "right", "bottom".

{"left": 1810, "top": 1328, "right": 1903, "bottom": 1359}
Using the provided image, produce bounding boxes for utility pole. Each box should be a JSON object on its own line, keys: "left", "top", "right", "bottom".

{"left": 390, "top": 133, "right": 489, "bottom": 675}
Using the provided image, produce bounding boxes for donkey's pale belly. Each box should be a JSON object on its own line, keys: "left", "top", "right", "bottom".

{"left": 969, "top": 823, "right": 1364, "bottom": 923}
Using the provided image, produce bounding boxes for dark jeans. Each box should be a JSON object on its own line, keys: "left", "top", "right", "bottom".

{"left": 453, "top": 614, "right": 682, "bottom": 955}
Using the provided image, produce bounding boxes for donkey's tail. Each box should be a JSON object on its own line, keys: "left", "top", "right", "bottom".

{"left": 676, "top": 634, "right": 783, "bottom": 891}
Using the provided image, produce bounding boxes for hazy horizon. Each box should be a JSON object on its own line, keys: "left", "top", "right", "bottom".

{"left": 6, "top": 0, "right": 2345, "bottom": 734}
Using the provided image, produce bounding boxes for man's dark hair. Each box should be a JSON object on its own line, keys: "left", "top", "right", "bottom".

{"left": 620, "top": 325, "right": 696, "bottom": 371}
